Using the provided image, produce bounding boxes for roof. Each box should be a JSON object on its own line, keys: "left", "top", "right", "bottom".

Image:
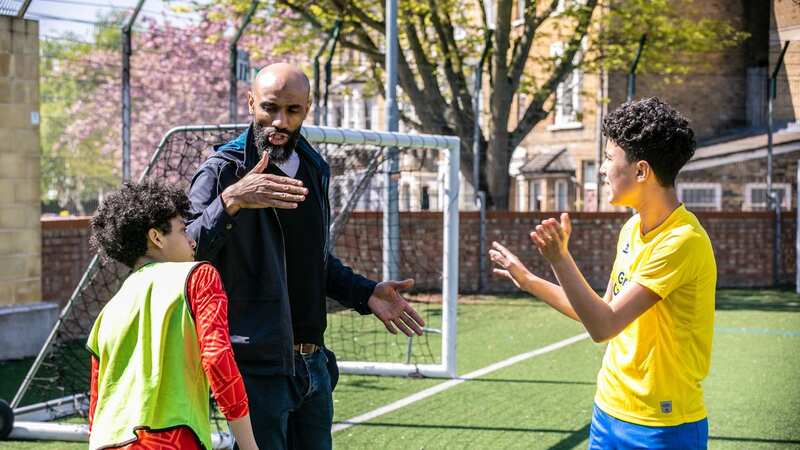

{"left": 683, "top": 130, "right": 800, "bottom": 172}
{"left": 0, "top": 0, "right": 31, "bottom": 17}
{"left": 519, "top": 148, "right": 575, "bottom": 174}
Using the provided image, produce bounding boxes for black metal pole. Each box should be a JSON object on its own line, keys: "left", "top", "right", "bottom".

{"left": 229, "top": 0, "right": 259, "bottom": 124}
{"left": 322, "top": 20, "right": 342, "bottom": 127}
{"left": 768, "top": 40, "right": 790, "bottom": 286}
{"left": 474, "top": 29, "right": 492, "bottom": 293}
{"left": 313, "top": 21, "right": 340, "bottom": 125}
{"left": 121, "top": 0, "right": 145, "bottom": 182}
{"left": 626, "top": 34, "right": 647, "bottom": 102}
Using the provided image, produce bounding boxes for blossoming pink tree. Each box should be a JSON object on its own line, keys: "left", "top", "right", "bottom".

{"left": 45, "top": 7, "right": 302, "bottom": 213}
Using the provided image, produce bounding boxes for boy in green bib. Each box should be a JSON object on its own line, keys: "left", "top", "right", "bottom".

{"left": 87, "top": 180, "right": 258, "bottom": 450}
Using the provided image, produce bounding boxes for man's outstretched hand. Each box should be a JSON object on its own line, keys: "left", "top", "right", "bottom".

{"left": 368, "top": 279, "right": 425, "bottom": 337}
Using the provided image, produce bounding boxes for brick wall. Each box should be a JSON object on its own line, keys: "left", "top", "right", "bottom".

{"left": 41, "top": 217, "right": 91, "bottom": 305}
{"left": 42, "top": 211, "right": 797, "bottom": 305}
{"left": 0, "top": 17, "right": 41, "bottom": 306}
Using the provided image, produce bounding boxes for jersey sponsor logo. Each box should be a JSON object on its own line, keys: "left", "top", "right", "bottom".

{"left": 613, "top": 271, "right": 629, "bottom": 296}
{"left": 660, "top": 400, "right": 673, "bottom": 414}
{"left": 622, "top": 242, "right": 630, "bottom": 254}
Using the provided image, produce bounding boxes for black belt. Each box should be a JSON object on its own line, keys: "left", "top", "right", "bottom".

{"left": 293, "top": 343, "right": 320, "bottom": 355}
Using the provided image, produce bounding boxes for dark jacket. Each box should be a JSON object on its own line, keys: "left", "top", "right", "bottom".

{"left": 186, "top": 125, "right": 376, "bottom": 376}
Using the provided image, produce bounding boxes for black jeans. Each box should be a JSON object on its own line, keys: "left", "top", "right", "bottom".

{"left": 235, "top": 349, "right": 335, "bottom": 450}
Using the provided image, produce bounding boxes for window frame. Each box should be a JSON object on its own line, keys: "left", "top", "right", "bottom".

{"left": 744, "top": 182, "right": 792, "bottom": 211}
{"left": 677, "top": 182, "right": 722, "bottom": 210}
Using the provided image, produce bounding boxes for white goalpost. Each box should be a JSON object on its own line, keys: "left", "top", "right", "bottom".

{"left": 302, "top": 126, "right": 460, "bottom": 379}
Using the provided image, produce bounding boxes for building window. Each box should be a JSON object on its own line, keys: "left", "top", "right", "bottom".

{"left": 332, "top": 102, "right": 343, "bottom": 128}
{"left": 402, "top": 183, "right": 411, "bottom": 211}
{"left": 744, "top": 183, "right": 792, "bottom": 211}
{"left": 364, "top": 99, "right": 372, "bottom": 129}
{"left": 549, "top": 42, "right": 582, "bottom": 129}
{"left": 420, "top": 186, "right": 431, "bottom": 210}
{"left": 529, "top": 180, "right": 542, "bottom": 211}
{"left": 677, "top": 183, "right": 721, "bottom": 210}
{"left": 555, "top": 179, "right": 568, "bottom": 211}
{"left": 582, "top": 160, "right": 596, "bottom": 189}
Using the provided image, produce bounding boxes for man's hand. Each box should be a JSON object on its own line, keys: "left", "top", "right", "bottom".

{"left": 220, "top": 151, "right": 308, "bottom": 216}
{"left": 489, "top": 241, "right": 536, "bottom": 291}
{"left": 530, "top": 213, "right": 572, "bottom": 263}
{"left": 367, "top": 279, "right": 425, "bottom": 337}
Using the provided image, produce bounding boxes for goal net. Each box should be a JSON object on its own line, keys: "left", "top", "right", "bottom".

{"left": 10, "top": 124, "right": 460, "bottom": 424}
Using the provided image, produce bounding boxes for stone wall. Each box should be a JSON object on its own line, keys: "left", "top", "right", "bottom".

{"left": 0, "top": 17, "right": 41, "bottom": 305}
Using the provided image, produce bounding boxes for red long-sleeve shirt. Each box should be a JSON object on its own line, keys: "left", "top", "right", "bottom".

{"left": 89, "top": 263, "right": 248, "bottom": 449}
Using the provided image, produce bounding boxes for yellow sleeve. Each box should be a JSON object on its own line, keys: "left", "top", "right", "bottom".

{"left": 631, "top": 233, "right": 699, "bottom": 300}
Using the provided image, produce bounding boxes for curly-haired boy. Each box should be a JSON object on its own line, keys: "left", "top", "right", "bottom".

{"left": 491, "top": 97, "right": 716, "bottom": 449}
{"left": 87, "top": 180, "right": 258, "bottom": 450}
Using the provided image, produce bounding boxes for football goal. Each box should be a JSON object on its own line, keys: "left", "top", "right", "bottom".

{"left": 6, "top": 124, "right": 460, "bottom": 444}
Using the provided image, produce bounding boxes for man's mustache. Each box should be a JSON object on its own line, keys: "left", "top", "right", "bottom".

{"left": 263, "top": 127, "right": 292, "bottom": 135}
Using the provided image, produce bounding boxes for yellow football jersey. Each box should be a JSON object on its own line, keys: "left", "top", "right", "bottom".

{"left": 594, "top": 204, "right": 717, "bottom": 426}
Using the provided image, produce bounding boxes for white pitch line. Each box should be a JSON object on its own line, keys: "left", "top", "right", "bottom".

{"left": 332, "top": 332, "right": 590, "bottom": 433}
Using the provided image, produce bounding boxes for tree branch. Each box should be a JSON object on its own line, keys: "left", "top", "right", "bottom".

{"left": 404, "top": 17, "right": 449, "bottom": 116}
{"left": 331, "top": 0, "right": 384, "bottom": 32}
{"left": 277, "top": 0, "right": 326, "bottom": 30}
{"left": 427, "top": 0, "right": 472, "bottom": 133}
{"left": 509, "top": 0, "right": 561, "bottom": 93}
{"left": 510, "top": 0, "right": 597, "bottom": 148}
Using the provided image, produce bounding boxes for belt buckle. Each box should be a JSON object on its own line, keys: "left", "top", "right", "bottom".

{"left": 296, "top": 343, "right": 317, "bottom": 355}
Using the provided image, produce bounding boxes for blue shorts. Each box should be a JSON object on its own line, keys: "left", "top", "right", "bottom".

{"left": 588, "top": 404, "right": 708, "bottom": 450}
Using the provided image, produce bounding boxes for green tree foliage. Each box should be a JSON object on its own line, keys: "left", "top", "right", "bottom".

{"left": 191, "top": 0, "right": 747, "bottom": 208}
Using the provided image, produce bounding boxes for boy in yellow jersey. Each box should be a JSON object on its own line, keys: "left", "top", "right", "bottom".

{"left": 490, "top": 97, "right": 716, "bottom": 449}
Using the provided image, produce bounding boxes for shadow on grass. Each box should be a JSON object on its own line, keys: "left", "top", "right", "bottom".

{"left": 715, "top": 289, "right": 800, "bottom": 313}
{"left": 0, "top": 358, "right": 34, "bottom": 402}
{"left": 335, "top": 421, "right": 589, "bottom": 437}
{"left": 339, "top": 377, "right": 395, "bottom": 391}
{"left": 546, "top": 423, "right": 590, "bottom": 450}
{"left": 710, "top": 435, "right": 800, "bottom": 445}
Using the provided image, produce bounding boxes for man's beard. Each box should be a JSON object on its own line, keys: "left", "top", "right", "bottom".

{"left": 253, "top": 121, "right": 301, "bottom": 164}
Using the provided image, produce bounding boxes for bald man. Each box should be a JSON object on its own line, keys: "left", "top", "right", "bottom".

{"left": 186, "top": 63, "right": 425, "bottom": 449}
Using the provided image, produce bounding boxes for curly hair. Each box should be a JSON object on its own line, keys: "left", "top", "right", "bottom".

{"left": 90, "top": 180, "right": 191, "bottom": 268}
{"left": 602, "top": 97, "right": 696, "bottom": 187}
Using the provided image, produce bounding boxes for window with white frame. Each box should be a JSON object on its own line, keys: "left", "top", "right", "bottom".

{"left": 582, "top": 160, "right": 597, "bottom": 190}
{"left": 677, "top": 183, "right": 721, "bottom": 210}
{"left": 550, "top": 42, "right": 582, "bottom": 128}
{"left": 744, "top": 183, "right": 792, "bottom": 210}
{"left": 529, "top": 180, "right": 542, "bottom": 211}
{"left": 555, "top": 179, "right": 568, "bottom": 210}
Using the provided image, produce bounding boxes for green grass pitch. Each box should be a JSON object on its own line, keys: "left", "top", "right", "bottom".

{"left": 1, "top": 289, "right": 798, "bottom": 449}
